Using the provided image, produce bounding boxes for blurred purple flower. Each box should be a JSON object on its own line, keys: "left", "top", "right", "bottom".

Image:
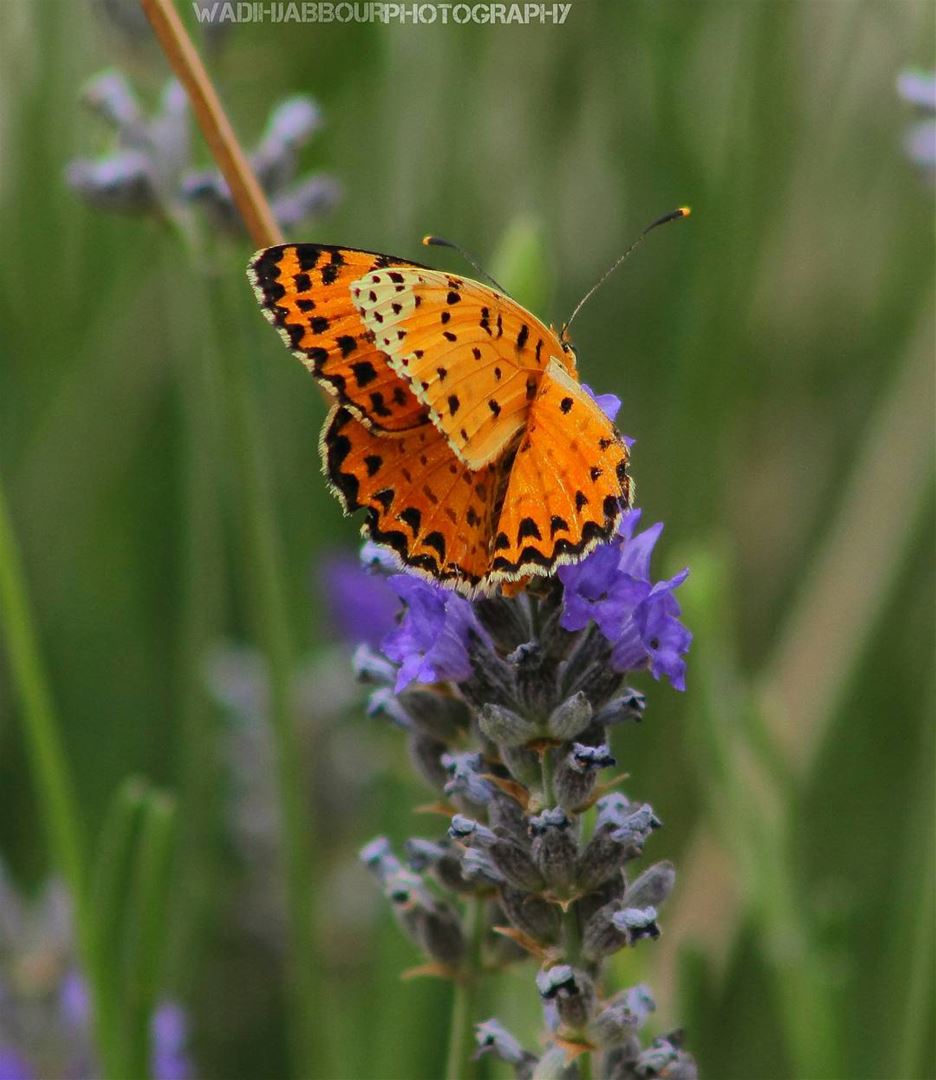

{"left": 151, "top": 1005, "right": 192, "bottom": 1080}
{"left": 0, "top": 869, "right": 193, "bottom": 1080}
{"left": 318, "top": 549, "right": 400, "bottom": 648}
{"left": 0, "top": 1049, "right": 34, "bottom": 1080}
{"left": 897, "top": 69, "right": 936, "bottom": 183}
{"left": 381, "top": 575, "right": 492, "bottom": 692}
{"left": 559, "top": 510, "right": 691, "bottom": 690}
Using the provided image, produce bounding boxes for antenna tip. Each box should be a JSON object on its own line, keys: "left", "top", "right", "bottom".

{"left": 422, "top": 235, "right": 437, "bottom": 247}
{"left": 677, "top": 206, "right": 691, "bottom": 218}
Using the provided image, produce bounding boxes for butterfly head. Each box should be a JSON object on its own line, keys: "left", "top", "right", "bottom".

{"left": 557, "top": 324, "right": 578, "bottom": 372}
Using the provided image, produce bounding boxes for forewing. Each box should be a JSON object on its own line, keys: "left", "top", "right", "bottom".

{"left": 489, "top": 360, "right": 632, "bottom": 582}
{"left": 248, "top": 244, "right": 428, "bottom": 433}
{"left": 350, "top": 267, "right": 564, "bottom": 468}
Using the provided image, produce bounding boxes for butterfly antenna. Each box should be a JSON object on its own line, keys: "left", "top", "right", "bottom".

{"left": 564, "top": 207, "right": 691, "bottom": 334}
{"left": 422, "top": 235, "right": 509, "bottom": 295}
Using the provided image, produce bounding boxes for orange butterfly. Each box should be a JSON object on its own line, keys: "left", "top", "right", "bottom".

{"left": 247, "top": 242, "right": 636, "bottom": 597}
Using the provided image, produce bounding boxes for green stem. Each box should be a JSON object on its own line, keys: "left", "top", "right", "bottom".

{"left": 445, "top": 896, "right": 485, "bottom": 1080}
{"left": 218, "top": 285, "right": 319, "bottom": 1079}
{"left": 540, "top": 746, "right": 556, "bottom": 807}
{"left": 0, "top": 473, "right": 117, "bottom": 1074}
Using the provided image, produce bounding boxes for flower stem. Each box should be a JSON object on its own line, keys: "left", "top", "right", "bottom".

{"left": 0, "top": 473, "right": 116, "bottom": 1074}
{"left": 445, "top": 896, "right": 485, "bottom": 1080}
{"left": 540, "top": 746, "right": 556, "bottom": 806}
{"left": 216, "top": 280, "right": 320, "bottom": 1079}
{"left": 140, "top": 0, "right": 283, "bottom": 248}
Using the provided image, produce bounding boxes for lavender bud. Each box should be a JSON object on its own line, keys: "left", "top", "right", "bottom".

{"left": 611, "top": 906, "right": 661, "bottom": 946}
{"left": 533, "top": 591, "right": 571, "bottom": 658}
{"left": 625, "top": 861, "right": 675, "bottom": 909}
{"left": 588, "top": 997, "right": 639, "bottom": 1048}
{"left": 408, "top": 733, "right": 449, "bottom": 790}
{"left": 271, "top": 175, "right": 342, "bottom": 231}
{"left": 570, "top": 743, "right": 615, "bottom": 771}
{"left": 66, "top": 152, "right": 155, "bottom": 213}
{"left": 148, "top": 80, "right": 189, "bottom": 181}
{"left": 479, "top": 702, "right": 541, "bottom": 748}
{"left": 635, "top": 1034, "right": 697, "bottom": 1078}
{"left": 498, "top": 886, "right": 560, "bottom": 944}
{"left": 265, "top": 96, "right": 323, "bottom": 148}
{"left": 582, "top": 897, "right": 627, "bottom": 961}
{"left": 600, "top": 1040, "right": 643, "bottom": 1080}
{"left": 487, "top": 792, "right": 528, "bottom": 841}
{"left": 352, "top": 644, "right": 396, "bottom": 685}
{"left": 404, "top": 837, "right": 447, "bottom": 869}
{"left": 367, "top": 688, "right": 413, "bottom": 730}
{"left": 510, "top": 642, "right": 559, "bottom": 716}
{"left": 576, "top": 831, "right": 630, "bottom": 894}
{"left": 489, "top": 839, "right": 546, "bottom": 893}
{"left": 180, "top": 171, "right": 236, "bottom": 229}
{"left": 574, "top": 872, "right": 627, "bottom": 925}
{"left": 403, "top": 838, "right": 467, "bottom": 893}
{"left": 359, "top": 836, "right": 404, "bottom": 888}
{"left": 594, "top": 793, "right": 633, "bottom": 830}
{"left": 460, "top": 641, "right": 517, "bottom": 711}
{"left": 474, "top": 1018, "right": 534, "bottom": 1069}
{"left": 501, "top": 743, "right": 545, "bottom": 789}
{"left": 450, "top": 815, "right": 541, "bottom": 892}
{"left": 473, "top": 595, "right": 533, "bottom": 651}
{"left": 594, "top": 689, "right": 646, "bottom": 726}
{"left": 441, "top": 752, "right": 494, "bottom": 805}
{"left": 558, "top": 625, "right": 608, "bottom": 695}
{"left": 546, "top": 692, "right": 593, "bottom": 741}
{"left": 536, "top": 965, "right": 595, "bottom": 1032}
{"left": 609, "top": 805, "right": 662, "bottom": 858}
{"left": 460, "top": 848, "right": 505, "bottom": 886}
{"left": 588, "top": 985, "right": 654, "bottom": 1049}
{"left": 415, "top": 902, "right": 466, "bottom": 968}
{"left": 554, "top": 742, "right": 615, "bottom": 811}
{"left": 529, "top": 809, "right": 578, "bottom": 893}
{"left": 531, "top": 1042, "right": 580, "bottom": 1079}
{"left": 396, "top": 687, "right": 470, "bottom": 742}
{"left": 82, "top": 70, "right": 141, "bottom": 131}
{"left": 448, "top": 815, "right": 497, "bottom": 847}
{"left": 624, "top": 984, "right": 656, "bottom": 1028}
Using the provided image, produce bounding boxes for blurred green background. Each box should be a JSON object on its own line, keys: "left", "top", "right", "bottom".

{"left": 1, "top": 0, "right": 933, "bottom": 1077}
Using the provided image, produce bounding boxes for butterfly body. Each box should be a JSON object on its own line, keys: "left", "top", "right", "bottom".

{"left": 248, "top": 242, "right": 633, "bottom": 596}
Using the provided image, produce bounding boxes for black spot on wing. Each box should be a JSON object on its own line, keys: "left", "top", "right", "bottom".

{"left": 517, "top": 517, "right": 541, "bottom": 542}
{"left": 399, "top": 507, "right": 422, "bottom": 535}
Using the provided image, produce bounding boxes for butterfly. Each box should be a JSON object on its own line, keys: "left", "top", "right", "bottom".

{"left": 247, "top": 242, "right": 633, "bottom": 597}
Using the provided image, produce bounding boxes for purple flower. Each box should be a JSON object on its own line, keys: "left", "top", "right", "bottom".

{"left": 151, "top": 1004, "right": 192, "bottom": 1080}
{"left": 582, "top": 382, "right": 623, "bottom": 423}
{"left": 381, "top": 575, "right": 492, "bottom": 692}
{"left": 558, "top": 510, "right": 691, "bottom": 690}
{"left": 897, "top": 69, "right": 936, "bottom": 182}
{"left": 582, "top": 383, "right": 634, "bottom": 448}
{"left": 318, "top": 548, "right": 400, "bottom": 648}
{"left": 0, "top": 1049, "right": 34, "bottom": 1080}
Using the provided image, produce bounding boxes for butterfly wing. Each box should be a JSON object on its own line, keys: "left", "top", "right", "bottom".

{"left": 322, "top": 405, "right": 500, "bottom": 592}
{"left": 351, "top": 268, "right": 567, "bottom": 469}
{"left": 249, "top": 244, "right": 429, "bottom": 433}
{"left": 489, "top": 359, "right": 632, "bottom": 582}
